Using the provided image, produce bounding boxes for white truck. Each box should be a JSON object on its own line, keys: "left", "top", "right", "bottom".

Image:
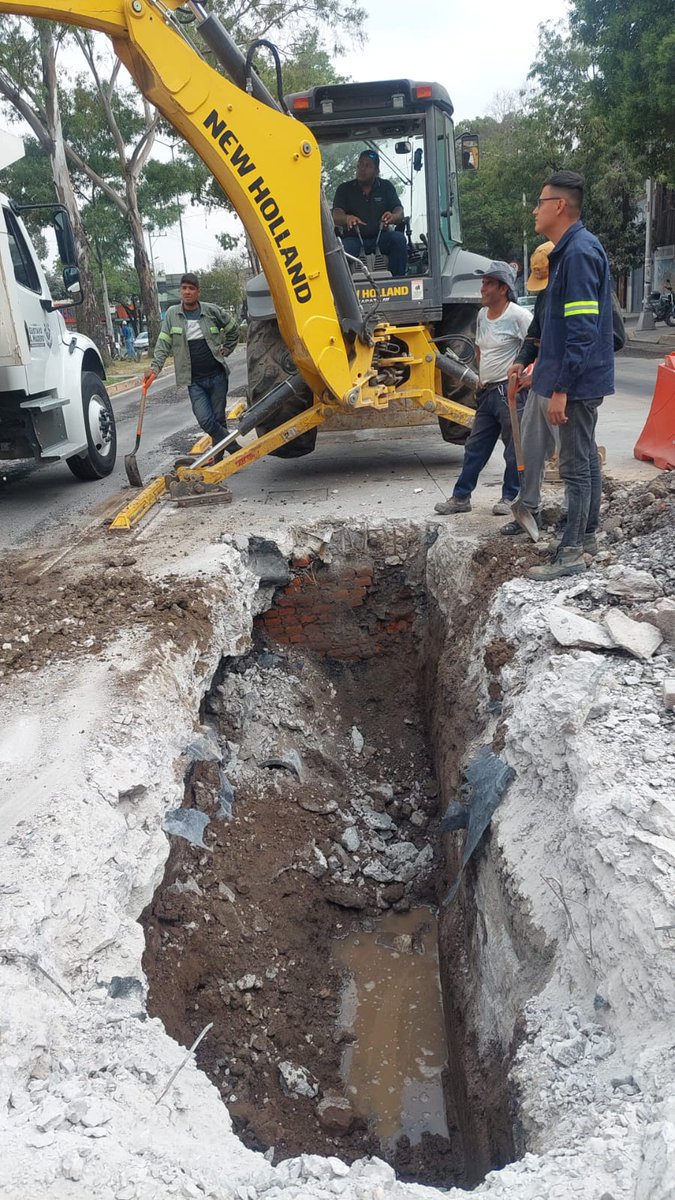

{"left": 0, "top": 129, "right": 116, "bottom": 479}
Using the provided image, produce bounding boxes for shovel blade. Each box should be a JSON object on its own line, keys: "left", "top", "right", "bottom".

{"left": 125, "top": 453, "right": 143, "bottom": 488}
{"left": 511, "top": 499, "right": 540, "bottom": 542}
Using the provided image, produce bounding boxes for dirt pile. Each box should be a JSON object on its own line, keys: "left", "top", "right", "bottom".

{"left": 0, "top": 555, "right": 214, "bottom": 677}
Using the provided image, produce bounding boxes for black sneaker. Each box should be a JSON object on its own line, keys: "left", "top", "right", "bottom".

{"left": 499, "top": 520, "right": 526, "bottom": 536}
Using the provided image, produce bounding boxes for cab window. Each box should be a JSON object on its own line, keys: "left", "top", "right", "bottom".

{"left": 4, "top": 208, "right": 41, "bottom": 293}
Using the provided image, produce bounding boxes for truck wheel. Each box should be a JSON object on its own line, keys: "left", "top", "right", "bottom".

{"left": 246, "top": 319, "right": 316, "bottom": 458}
{"left": 66, "top": 372, "right": 117, "bottom": 480}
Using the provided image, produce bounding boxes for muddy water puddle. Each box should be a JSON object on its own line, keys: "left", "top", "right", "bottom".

{"left": 335, "top": 907, "right": 448, "bottom": 1149}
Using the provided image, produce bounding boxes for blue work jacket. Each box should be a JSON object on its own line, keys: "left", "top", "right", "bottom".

{"left": 532, "top": 221, "right": 615, "bottom": 402}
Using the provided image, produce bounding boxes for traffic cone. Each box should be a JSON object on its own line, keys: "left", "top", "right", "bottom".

{"left": 634, "top": 353, "right": 675, "bottom": 470}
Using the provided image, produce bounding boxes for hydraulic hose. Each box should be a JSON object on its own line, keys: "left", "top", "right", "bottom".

{"left": 435, "top": 352, "right": 479, "bottom": 395}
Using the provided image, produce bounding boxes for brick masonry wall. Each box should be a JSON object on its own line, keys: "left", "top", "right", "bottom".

{"left": 253, "top": 554, "right": 417, "bottom": 661}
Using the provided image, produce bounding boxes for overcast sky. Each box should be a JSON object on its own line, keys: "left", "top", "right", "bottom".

{"left": 151, "top": 0, "right": 571, "bottom": 274}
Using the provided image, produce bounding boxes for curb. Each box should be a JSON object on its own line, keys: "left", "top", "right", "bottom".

{"left": 107, "top": 373, "right": 146, "bottom": 396}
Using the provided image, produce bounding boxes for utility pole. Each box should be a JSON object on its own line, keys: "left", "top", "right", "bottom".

{"left": 522, "top": 192, "right": 529, "bottom": 285}
{"left": 157, "top": 139, "right": 189, "bottom": 273}
{"left": 636, "top": 177, "right": 656, "bottom": 331}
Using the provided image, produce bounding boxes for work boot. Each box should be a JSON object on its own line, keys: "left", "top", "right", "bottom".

{"left": 549, "top": 532, "right": 599, "bottom": 557}
{"left": 527, "top": 547, "right": 587, "bottom": 581}
{"left": 492, "top": 499, "right": 512, "bottom": 516}
{"left": 435, "top": 496, "right": 471, "bottom": 515}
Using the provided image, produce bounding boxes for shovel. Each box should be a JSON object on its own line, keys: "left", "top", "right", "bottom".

{"left": 507, "top": 374, "right": 539, "bottom": 542}
{"left": 125, "top": 373, "right": 155, "bottom": 487}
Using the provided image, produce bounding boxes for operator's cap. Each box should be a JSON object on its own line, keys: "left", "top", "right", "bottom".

{"left": 359, "top": 149, "right": 379, "bottom": 167}
{"left": 526, "top": 241, "right": 555, "bottom": 292}
{"left": 474, "top": 260, "right": 518, "bottom": 303}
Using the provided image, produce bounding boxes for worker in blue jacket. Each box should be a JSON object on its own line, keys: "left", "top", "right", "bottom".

{"left": 526, "top": 170, "right": 614, "bottom": 581}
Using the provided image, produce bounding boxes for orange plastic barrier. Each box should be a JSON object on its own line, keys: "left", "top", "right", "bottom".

{"left": 634, "top": 352, "right": 675, "bottom": 469}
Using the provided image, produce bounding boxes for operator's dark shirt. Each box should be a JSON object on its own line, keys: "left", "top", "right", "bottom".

{"left": 333, "top": 177, "right": 402, "bottom": 239}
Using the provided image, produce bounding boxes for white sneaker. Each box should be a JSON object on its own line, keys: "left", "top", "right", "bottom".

{"left": 492, "top": 500, "right": 512, "bottom": 516}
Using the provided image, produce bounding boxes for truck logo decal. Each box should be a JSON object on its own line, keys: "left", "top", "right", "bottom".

{"left": 203, "top": 109, "right": 312, "bottom": 305}
{"left": 27, "top": 323, "right": 46, "bottom": 346}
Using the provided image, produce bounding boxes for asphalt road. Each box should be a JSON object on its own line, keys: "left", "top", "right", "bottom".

{"left": 0, "top": 352, "right": 661, "bottom": 555}
{"left": 0, "top": 348, "right": 247, "bottom": 554}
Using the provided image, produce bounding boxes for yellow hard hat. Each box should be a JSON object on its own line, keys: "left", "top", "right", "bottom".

{"left": 527, "top": 241, "right": 555, "bottom": 292}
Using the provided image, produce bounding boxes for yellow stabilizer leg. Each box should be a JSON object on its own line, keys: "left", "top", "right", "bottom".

{"left": 176, "top": 403, "right": 333, "bottom": 485}
{"left": 189, "top": 433, "right": 212, "bottom": 455}
{"left": 421, "top": 394, "right": 475, "bottom": 427}
{"left": 109, "top": 476, "right": 169, "bottom": 530}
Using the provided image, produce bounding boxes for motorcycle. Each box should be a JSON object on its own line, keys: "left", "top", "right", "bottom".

{"left": 646, "top": 289, "right": 675, "bottom": 326}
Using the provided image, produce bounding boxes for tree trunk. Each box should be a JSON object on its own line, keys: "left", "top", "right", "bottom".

{"left": 39, "top": 26, "right": 108, "bottom": 363}
{"left": 126, "top": 175, "right": 160, "bottom": 344}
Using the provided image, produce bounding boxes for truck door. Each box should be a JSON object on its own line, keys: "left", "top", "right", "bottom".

{"left": 2, "top": 205, "right": 58, "bottom": 392}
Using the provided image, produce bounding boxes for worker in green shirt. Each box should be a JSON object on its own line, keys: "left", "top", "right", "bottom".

{"left": 146, "top": 272, "right": 239, "bottom": 458}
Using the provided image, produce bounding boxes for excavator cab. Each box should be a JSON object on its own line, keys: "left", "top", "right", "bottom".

{"left": 247, "top": 78, "right": 488, "bottom": 452}
{"left": 287, "top": 80, "right": 464, "bottom": 321}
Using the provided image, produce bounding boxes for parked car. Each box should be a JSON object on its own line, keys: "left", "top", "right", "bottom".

{"left": 134, "top": 330, "right": 149, "bottom": 353}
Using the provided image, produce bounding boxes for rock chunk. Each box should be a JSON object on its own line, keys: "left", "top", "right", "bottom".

{"left": 279, "top": 1061, "right": 319, "bottom": 1099}
{"left": 316, "top": 1095, "right": 356, "bottom": 1135}
{"left": 603, "top": 610, "right": 663, "bottom": 660}
{"left": 546, "top": 605, "right": 614, "bottom": 650}
{"left": 323, "top": 883, "right": 367, "bottom": 910}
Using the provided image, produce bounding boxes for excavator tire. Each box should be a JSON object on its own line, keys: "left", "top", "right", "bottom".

{"left": 246, "top": 319, "right": 316, "bottom": 458}
{"left": 435, "top": 307, "right": 479, "bottom": 445}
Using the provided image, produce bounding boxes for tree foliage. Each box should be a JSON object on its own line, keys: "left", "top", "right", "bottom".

{"left": 457, "top": 13, "right": 649, "bottom": 277}
{"left": 571, "top": 0, "right": 675, "bottom": 176}
{"left": 199, "top": 253, "right": 246, "bottom": 312}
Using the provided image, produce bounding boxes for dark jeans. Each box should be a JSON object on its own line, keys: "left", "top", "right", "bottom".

{"left": 558, "top": 398, "right": 602, "bottom": 548}
{"left": 342, "top": 229, "right": 408, "bottom": 276}
{"left": 453, "top": 382, "right": 526, "bottom": 502}
{"left": 188, "top": 369, "right": 228, "bottom": 442}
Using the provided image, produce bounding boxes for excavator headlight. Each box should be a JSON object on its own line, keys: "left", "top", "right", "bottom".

{"left": 320, "top": 99, "right": 333, "bottom": 114}
{"left": 392, "top": 94, "right": 405, "bottom": 109}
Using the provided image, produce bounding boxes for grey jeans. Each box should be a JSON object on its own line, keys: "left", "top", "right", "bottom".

{"left": 517, "top": 390, "right": 559, "bottom": 513}
{"left": 558, "top": 398, "right": 602, "bottom": 548}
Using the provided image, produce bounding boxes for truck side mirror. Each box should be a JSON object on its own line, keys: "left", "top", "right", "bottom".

{"left": 457, "top": 133, "right": 479, "bottom": 171}
{"left": 413, "top": 148, "right": 423, "bottom": 172}
{"left": 64, "top": 266, "right": 82, "bottom": 299}
{"left": 395, "top": 141, "right": 411, "bottom": 154}
{"left": 53, "top": 210, "right": 78, "bottom": 267}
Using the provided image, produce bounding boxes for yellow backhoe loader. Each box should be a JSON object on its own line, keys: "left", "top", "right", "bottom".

{"left": 0, "top": 1, "right": 480, "bottom": 529}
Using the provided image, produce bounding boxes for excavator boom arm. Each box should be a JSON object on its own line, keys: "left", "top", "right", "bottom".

{"left": 0, "top": 0, "right": 354, "bottom": 399}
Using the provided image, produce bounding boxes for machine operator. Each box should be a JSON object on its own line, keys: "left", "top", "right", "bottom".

{"left": 332, "top": 149, "right": 408, "bottom": 278}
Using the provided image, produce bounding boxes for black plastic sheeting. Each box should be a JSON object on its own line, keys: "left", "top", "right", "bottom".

{"left": 441, "top": 746, "right": 515, "bottom": 907}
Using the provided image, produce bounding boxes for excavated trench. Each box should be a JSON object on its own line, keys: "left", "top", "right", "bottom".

{"left": 141, "top": 524, "right": 549, "bottom": 1189}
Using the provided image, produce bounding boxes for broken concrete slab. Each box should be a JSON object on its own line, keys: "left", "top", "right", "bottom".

{"left": 603, "top": 609, "right": 664, "bottom": 660}
{"left": 602, "top": 565, "right": 661, "bottom": 602}
{"left": 546, "top": 605, "right": 615, "bottom": 650}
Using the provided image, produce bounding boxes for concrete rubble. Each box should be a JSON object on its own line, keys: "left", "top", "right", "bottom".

{"left": 0, "top": 492, "right": 672, "bottom": 1200}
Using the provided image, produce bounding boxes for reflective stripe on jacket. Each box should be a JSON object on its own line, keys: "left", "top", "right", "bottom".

{"left": 532, "top": 221, "right": 614, "bottom": 402}
{"left": 150, "top": 302, "right": 239, "bottom": 386}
